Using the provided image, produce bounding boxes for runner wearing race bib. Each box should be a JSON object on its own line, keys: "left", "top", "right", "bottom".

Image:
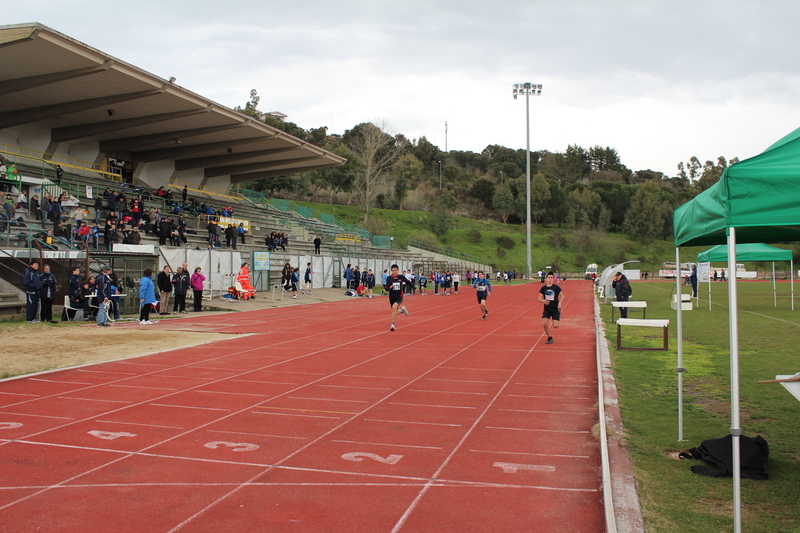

{"left": 473, "top": 271, "right": 492, "bottom": 320}
{"left": 538, "top": 271, "right": 563, "bottom": 344}
{"left": 383, "top": 264, "right": 411, "bottom": 331}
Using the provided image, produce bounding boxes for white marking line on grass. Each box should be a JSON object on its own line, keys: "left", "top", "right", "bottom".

{"left": 364, "top": 418, "right": 462, "bottom": 427}
{"left": 316, "top": 385, "right": 392, "bottom": 391}
{"left": 149, "top": 404, "right": 230, "bottom": 412}
{"left": 470, "top": 449, "right": 590, "bottom": 459}
{"left": 408, "top": 389, "right": 488, "bottom": 396}
{"left": 230, "top": 379, "right": 299, "bottom": 386}
{"left": 426, "top": 378, "right": 498, "bottom": 384}
{"left": 252, "top": 411, "right": 341, "bottom": 420}
{"left": 486, "top": 426, "right": 590, "bottom": 434}
{"left": 57, "top": 397, "right": 132, "bottom": 404}
{"left": 196, "top": 390, "right": 271, "bottom": 397}
{"left": 389, "top": 402, "right": 476, "bottom": 410}
{"left": 332, "top": 439, "right": 441, "bottom": 450}
{"left": 0, "top": 392, "right": 40, "bottom": 397}
{"left": 29, "top": 378, "right": 94, "bottom": 385}
{"left": 507, "top": 394, "right": 593, "bottom": 400}
{"left": 207, "top": 429, "right": 305, "bottom": 440}
{"left": 288, "top": 397, "right": 370, "bottom": 403}
{"left": 95, "top": 420, "right": 184, "bottom": 429}
{"left": 109, "top": 384, "right": 179, "bottom": 391}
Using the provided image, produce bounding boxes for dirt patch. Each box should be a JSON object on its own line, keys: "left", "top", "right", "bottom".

{"left": 0, "top": 322, "right": 234, "bottom": 378}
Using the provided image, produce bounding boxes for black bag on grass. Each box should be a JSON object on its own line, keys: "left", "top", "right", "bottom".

{"left": 679, "top": 434, "right": 769, "bottom": 479}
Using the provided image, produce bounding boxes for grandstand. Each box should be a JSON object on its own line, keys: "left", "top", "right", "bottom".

{"left": 0, "top": 23, "right": 487, "bottom": 316}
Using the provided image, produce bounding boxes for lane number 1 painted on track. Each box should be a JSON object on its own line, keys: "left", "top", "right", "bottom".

{"left": 493, "top": 462, "right": 555, "bottom": 473}
{"left": 341, "top": 452, "right": 403, "bottom": 465}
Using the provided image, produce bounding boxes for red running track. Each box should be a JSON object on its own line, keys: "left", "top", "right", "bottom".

{"left": 0, "top": 281, "right": 604, "bottom": 532}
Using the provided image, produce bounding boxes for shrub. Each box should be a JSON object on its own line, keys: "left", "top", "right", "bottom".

{"left": 496, "top": 247, "right": 506, "bottom": 258}
{"left": 550, "top": 231, "right": 566, "bottom": 251}
{"left": 496, "top": 235, "right": 516, "bottom": 249}
{"left": 468, "top": 229, "right": 482, "bottom": 243}
{"left": 431, "top": 211, "right": 450, "bottom": 236}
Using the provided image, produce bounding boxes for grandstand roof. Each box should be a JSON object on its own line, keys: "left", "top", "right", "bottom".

{"left": 0, "top": 23, "right": 345, "bottom": 183}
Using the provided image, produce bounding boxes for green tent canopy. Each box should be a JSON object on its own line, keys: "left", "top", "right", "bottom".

{"left": 696, "top": 243, "right": 792, "bottom": 262}
{"left": 674, "top": 126, "right": 800, "bottom": 247}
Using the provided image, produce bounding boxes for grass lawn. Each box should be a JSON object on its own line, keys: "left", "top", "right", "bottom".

{"left": 602, "top": 280, "right": 800, "bottom": 532}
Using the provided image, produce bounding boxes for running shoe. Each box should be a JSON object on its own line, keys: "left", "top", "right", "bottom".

{"left": 401, "top": 307, "right": 409, "bottom": 316}
{"left": 390, "top": 323, "right": 395, "bottom": 331}
{"left": 485, "top": 310, "right": 489, "bottom": 317}
{"left": 292, "top": 295, "right": 297, "bottom": 299}
{"left": 546, "top": 336, "right": 554, "bottom": 344}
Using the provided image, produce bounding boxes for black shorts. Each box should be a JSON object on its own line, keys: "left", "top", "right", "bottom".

{"left": 389, "top": 296, "right": 404, "bottom": 308}
{"left": 476, "top": 291, "right": 488, "bottom": 303}
{"left": 542, "top": 307, "right": 560, "bottom": 321}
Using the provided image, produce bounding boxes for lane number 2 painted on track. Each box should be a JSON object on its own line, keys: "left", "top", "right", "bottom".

{"left": 204, "top": 441, "right": 260, "bottom": 452}
{"left": 341, "top": 452, "right": 403, "bottom": 465}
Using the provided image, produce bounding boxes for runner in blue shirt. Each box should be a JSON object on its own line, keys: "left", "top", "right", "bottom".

{"left": 418, "top": 273, "right": 428, "bottom": 295}
{"left": 383, "top": 264, "right": 411, "bottom": 331}
{"left": 473, "top": 271, "right": 492, "bottom": 320}
{"left": 538, "top": 271, "right": 563, "bottom": 344}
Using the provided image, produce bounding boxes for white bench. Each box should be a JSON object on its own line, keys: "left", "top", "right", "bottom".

{"left": 616, "top": 318, "right": 669, "bottom": 351}
{"left": 611, "top": 300, "right": 647, "bottom": 321}
{"left": 671, "top": 293, "right": 693, "bottom": 311}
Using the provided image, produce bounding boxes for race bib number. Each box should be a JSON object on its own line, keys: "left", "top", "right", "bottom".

{"left": 477, "top": 285, "right": 486, "bottom": 292}
{"left": 545, "top": 290, "right": 555, "bottom": 301}
{"left": 391, "top": 282, "right": 400, "bottom": 291}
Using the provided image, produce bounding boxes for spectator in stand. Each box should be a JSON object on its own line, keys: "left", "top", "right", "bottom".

{"left": 207, "top": 219, "right": 216, "bottom": 247}
{"left": 139, "top": 268, "right": 158, "bottom": 325}
{"left": 157, "top": 266, "right": 173, "bottom": 315}
{"left": 191, "top": 267, "right": 205, "bottom": 312}
{"left": 107, "top": 190, "right": 117, "bottom": 212}
{"left": 182, "top": 185, "right": 188, "bottom": 204}
{"left": 40, "top": 193, "right": 50, "bottom": 229}
{"left": 24, "top": 261, "right": 42, "bottom": 323}
{"left": 156, "top": 186, "right": 164, "bottom": 197}
{"left": 224, "top": 224, "right": 234, "bottom": 248}
{"left": 125, "top": 226, "right": 141, "bottom": 245}
{"left": 158, "top": 216, "right": 172, "bottom": 246}
{"left": 264, "top": 233, "right": 275, "bottom": 251}
{"left": 30, "top": 194, "right": 40, "bottom": 216}
{"left": 16, "top": 190, "right": 28, "bottom": 210}
{"left": 237, "top": 222, "right": 247, "bottom": 245}
{"left": 93, "top": 195, "right": 103, "bottom": 224}
{"left": 172, "top": 267, "right": 189, "bottom": 314}
{"left": 314, "top": 235, "right": 321, "bottom": 255}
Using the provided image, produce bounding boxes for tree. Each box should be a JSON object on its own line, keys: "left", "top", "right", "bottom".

{"left": 469, "top": 178, "right": 496, "bottom": 210}
{"left": 393, "top": 154, "right": 423, "bottom": 209}
{"left": 624, "top": 180, "right": 667, "bottom": 241}
{"left": 345, "top": 121, "right": 408, "bottom": 222}
{"left": 492, "top": 184, "right": 515, "bottom": 223}
{"left": 528, "top": 173, "right": 551, "bottom": 225}
{"left": 307, "top": 143, "right": 356, "bottom": 202}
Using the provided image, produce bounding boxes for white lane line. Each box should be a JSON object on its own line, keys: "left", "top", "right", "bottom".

{"left": 287, "top": 397, "right": 369, "bottom": 403}
{"left": 231, "top": 379, "right": 299, "bottom": 385}
{"left": 316, "top": 385, "right": 392, "bottom": 391}
{"left": 115, "top": 362, "right": 172, "bottom": 367}
{"left": 206, "top": 429, "right": 305, "bottom": 440}
{"left": 196, "top": 391, "right": 271, "bottom": 397}
{"left": 341, "top": 375, "right": 409, "bottom": 380}
{"left": 0, "top": 412, "right": 75, "bottom": 420}
{"left": 109, "top": 385, "right": 180, "bottom": 391}
{"left": 29, "top": 378, "right": 94, "bottom": 385}
{"left": 331, "top": 439, "right": 442, "bottom": 450}
{"left": 265, "top": 371, "right": 327, "bottom": 375}
{"left": 0, "top": 392, "right": 40, "bottom": 397}
{"left": 152, "top": 375, "right": 213, "bottom": 380}
{"left": 469, "top": 449, "right": 590, "bottom": 459}
{"left": 507, "top": 394, "right": 593, "bottom": 400}
{"left": 95, "top": 420, "right": 185, "bottom": 429}
{"left": 499, "top": 408, "right": 595, "bottom": 416}
{"left": 389, "top": 402, "right": 475, "bottom": 410}
{"left": 57, "top": 397, "right": 132, "bottom": 404}
{"left": 188, "top": 367, "right": 252, "bottom": 372}
{"left": 150, "top": 404, "right": 230, "bottom": 412}
{"left": 252, "top": 411, "right": 341, "bottom": 420}
{"left": 426, "top": 378, "right": 498, "bottom": 384}
{"left": 363, "top": 419, "right": 462, "bottom": 428}
{"left": 76, "top": 370, "right": 137, "bottom": 376}
{"left": 486, "top": 426, "right": 590, "bottom": 434}
{"left": 408, "top": 389, "right": 488, "bottom": 396}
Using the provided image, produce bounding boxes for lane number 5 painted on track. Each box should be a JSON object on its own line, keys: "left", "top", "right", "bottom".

{"left": 341, "top": 452, "right": 403, "bottom": 465}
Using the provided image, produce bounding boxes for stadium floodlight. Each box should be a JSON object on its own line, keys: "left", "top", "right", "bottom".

{"left": 512, "top": 82, "right": 543, "bottom": 281}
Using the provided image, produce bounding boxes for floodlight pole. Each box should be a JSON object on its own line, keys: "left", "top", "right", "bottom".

{"left": 513, "top": 82, "right": 542, "bottom": 281}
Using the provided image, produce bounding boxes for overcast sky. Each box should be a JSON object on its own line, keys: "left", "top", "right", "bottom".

{"left": 8, "top": 1, "right": 800, "bottom": 175}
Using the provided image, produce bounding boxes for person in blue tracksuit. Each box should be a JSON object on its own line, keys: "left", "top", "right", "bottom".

{"left": 473, "top": 271, "right": 492, "bottom": 320}
{"left": 23, "top": 262, "right": 42, "bottom": 322}
{"left": 95, "top": 266, "right": 113, "bottom": 327}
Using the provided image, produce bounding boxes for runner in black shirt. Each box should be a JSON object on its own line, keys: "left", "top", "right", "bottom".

{"left": 383, "top": 264, "right": 411, "bottom": 331}
{"left": 538, "top": 271, "right": 563, "bottom": 344}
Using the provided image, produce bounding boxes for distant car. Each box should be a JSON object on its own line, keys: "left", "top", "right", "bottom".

{"left": 584, "top": 263, "right": 598, "bottom": 280}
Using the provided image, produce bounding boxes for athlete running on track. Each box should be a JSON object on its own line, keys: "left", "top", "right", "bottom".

{"left": 538, "top": 271, "right": 563, "bottom": 344}
{"left": 384, "top": 264, "right": 411, "bottom": 331}
{"left": 473, "top": 271, "right": 492, "bottom": 320}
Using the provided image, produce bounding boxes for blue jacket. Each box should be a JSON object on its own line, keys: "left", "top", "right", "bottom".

{"left": 39, "top": 272, "right": 57, "bottom": 300}
{"left": 139, "top": 275, "right": 158, "bottom": 306}
{"left": 69, "top": 274, "right": 81, "bottom": 296}
{"left": 96, "top": 273, "right": 112, "bottom": 301}
{"left": 23, "top": 267, "right": 43, "bottom": 292}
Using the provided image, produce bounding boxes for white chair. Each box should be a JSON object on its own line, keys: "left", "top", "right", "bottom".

{"left": 63, "top": 295, "right": 84, "bottom": 321}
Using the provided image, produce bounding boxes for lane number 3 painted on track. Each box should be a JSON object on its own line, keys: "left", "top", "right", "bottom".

{"left": 341, "top": 452, "right": 403, "bottom": 465}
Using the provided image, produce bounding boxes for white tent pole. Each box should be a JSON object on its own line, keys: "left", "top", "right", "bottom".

{"left": 727, "top": 228, "right": 742, "bottom": 533}
{"left": 773, "top": 261, "right": 777, "bottom": 307}
{"left": 708, "top": 262, "right": 712, "bottom": 311}
{"left": 675, "top": 247, "right": 685, "bottom": 441}
{"left": 792, "top": 259, "right": 795, "bottom": 311}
